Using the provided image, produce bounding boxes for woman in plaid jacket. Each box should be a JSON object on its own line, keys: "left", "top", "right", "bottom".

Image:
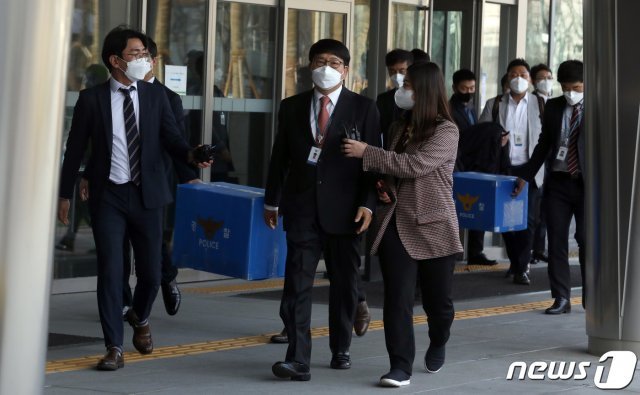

{"left": 343, "top": 61, "right": 463, "bottom": 388}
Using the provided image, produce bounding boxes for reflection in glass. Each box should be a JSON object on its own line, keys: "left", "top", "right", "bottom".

{"left": 551, "top": 0, "right": 583, "bottom": 70}
{"left": 352, "top": 0, "right": 371, "bottom": 94}
{"left": 479, "top": 3, "right": 501, "bottom": 111}
{"left": 432, "top": 10, "right": 462, "bottom": 97}
{"left": 391, "top": 3, "right": 426, "bottom": 51}
{"left": 284, "top": 9, "right": 345, "bottom": 98}
{"left": 147, "top": 0, "right": 207, "bottom": 146}
{"left": 214, "top": 2, "right": 277, "bottom": 187}
{"left": 525, "top": 0, "right": 550, "bottom": 67}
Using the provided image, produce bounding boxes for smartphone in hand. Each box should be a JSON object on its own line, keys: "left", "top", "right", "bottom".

{"left": 376, "top": 180, "right": 396, "bottom": 203}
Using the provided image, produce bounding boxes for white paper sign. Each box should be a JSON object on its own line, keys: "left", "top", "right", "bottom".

{"left": 164, "top": 65, "right": 188, "bottom": 96}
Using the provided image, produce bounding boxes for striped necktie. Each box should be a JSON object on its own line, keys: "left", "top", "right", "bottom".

{"left": 566, "top": 104, "right": 583, "bottom": 175}
{"left": 119, "top": 87, "right": 141, "bottom": 185}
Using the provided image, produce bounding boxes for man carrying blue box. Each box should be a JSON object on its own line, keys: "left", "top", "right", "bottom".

{"left": 263, "top": 39, "right": 380, "bottom": 381}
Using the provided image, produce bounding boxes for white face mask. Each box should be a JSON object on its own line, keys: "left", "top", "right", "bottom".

{"left": 509, "top": 77, "right": 529, "bottom": 94}
{"left": 394, "top": 86, "right": 415, "bottom": 110}
{"left": 564, "top": 90, "right": 584, "bottom": 106}
{"left": 121, "top": 57, "right": 152, "bottom": 82}
{"left": 311, "top": 66, "right": 343, "bottom": 90}
{"left": 390, "top": 73, "right": 405, "bottom": 89}
{"left": 535, "top": 79, "right": 553, "bottom": 96}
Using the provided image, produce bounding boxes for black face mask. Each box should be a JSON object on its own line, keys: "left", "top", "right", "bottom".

{"left": 454, "top": 92, "right": 472, "bottom": 103}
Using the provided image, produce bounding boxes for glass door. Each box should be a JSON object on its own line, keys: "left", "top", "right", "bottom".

{"left": 478, "top": 1, "right": 517, "bottom": 111}
{"left": 431, "top": 0, "right": 476, "bottom": 97}
{"left": 281, "top": 0, "right": 352, "bottom": 98}
{"left": 388, "top": 0, "right": 430, "bottom": 52}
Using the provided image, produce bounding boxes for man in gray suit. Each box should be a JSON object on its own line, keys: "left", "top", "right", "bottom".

{"left": 479, "top": 58, "right": 544, "bottom": 285}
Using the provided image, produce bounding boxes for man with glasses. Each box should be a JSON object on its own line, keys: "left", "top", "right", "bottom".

{"left": 58, "top": 26, "right": 211, "bottom": 371}
{"left": 479, "top": 58, "right": 545, "bottom": 286}
{"left": 264, "top": 39, "right": 380, "bottom": 381}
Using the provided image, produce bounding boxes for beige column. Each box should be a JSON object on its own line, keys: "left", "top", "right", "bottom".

{"left": 0, "top": 0, "right": 73, "bottom": 394}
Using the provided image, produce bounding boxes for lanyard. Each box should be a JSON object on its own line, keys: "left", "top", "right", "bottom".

{"left": 562, "top": 105, "right": 584, "bottom": 141}
{"left": 312, "top": 95, "right": 334, "bottom": 146}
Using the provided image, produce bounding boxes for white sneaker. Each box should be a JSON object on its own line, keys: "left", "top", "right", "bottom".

{"left": 379, "top": 369, "right": 410, "bottom": 387}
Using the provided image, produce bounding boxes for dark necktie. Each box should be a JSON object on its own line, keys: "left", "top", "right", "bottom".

{"left": 566, "top": 104, "right": 583, "bottom": 175}
{"left": 316, "top": 96, "right": 330, "bottom": 145}
{"left": 119, "top": 87, "right": 141, "bottom": 185}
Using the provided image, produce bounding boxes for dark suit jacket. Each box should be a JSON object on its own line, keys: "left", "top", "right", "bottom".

{"left": 449, "top": 96, "right": 476, "bottom": 132}
{"left": 153, "top": 79, "right": 199, "bottom": 183}
{"left": 265, "top": 88, "right": 381, "bottom": 234}
{"left": 376, "top": 88, "right": 402, "bottom": 149}
{"left": 521, "top": 96, "right": 586, "bottom": 182}
{"left": 60, "top": 80, "right": 193, "bottom": 210}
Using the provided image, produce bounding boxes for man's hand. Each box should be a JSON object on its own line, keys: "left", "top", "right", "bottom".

{"left": 264, "top": 208, "right": 278, "bottom": 229}
{"left": 79, "top": 178, "right": 89, "bottom": 201}
{"left": 501, "top": 131, "right": 510, "bottom": 147}
{"left": 189, "top": 146, "right": 214, "bottom": 169}
{"left": 354, "top": 207, "right": 372, "bottom": 234}
{"left": 512, "top": 177, "right": 527, "bottom": 197}
{"left": 187, "top": 178, "right": 203, "bottom": 184}
{"left": 58, "top": 199, "right": 71, "bottom": 225}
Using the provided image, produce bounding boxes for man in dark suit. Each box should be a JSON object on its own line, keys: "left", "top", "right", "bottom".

{"left": 515, "top": 60, "right": 586, "bottom": 314}
{"left": 264, "top": 39, "right": 380, "bottom": 381}
{"left": 120, "top": 37, "right": 199, "bottom": 318}
{"left": 57, "top": 27, "right": 210, "bottom": 371}
{"left": 376, "top": 49, "right": 413, "bottom": 148}
{"left": 450, "top": 68, "right": 497, "bottom": 267}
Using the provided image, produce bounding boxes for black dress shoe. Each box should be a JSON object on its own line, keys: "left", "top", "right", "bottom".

{"left": 545, "top": 297, "right": 571, "bottom": 314}
{"left": 272, "top": 361, "right": 310, "bottom": 381}
{"left": 467, "top": 253, "right": 498, "bottom": 266}
{"left": 513, "top": 272, "right": 531, "bottom": 285}
{"left": 161, "top": 280, "right": 181, "bottom": 316}
{"left": 330, "top": 352, "right": 351, "bottom": 369}
{"left": 532, "top": 251, "right": 549, "bottom": 263}
{"left": 270, "top": 328, "right": 288, "bottom": 344}
{"left": 96, "top": 347, "right": 124, "bottom": 371}
{"left": 354, "top": 301, "right": 371, "bottom": 337}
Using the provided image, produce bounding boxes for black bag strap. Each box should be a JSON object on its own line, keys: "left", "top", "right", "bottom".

{"left": 491, "top": 94, "right": 502, "bottom": 123}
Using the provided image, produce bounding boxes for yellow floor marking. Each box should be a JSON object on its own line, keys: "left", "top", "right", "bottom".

{"left": 46, "top": 296, "right": 579, "bottom": 374}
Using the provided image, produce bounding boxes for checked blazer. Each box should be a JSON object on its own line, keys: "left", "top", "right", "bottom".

{"left": 362, "top": 119, "right": 463, "bottom": 260}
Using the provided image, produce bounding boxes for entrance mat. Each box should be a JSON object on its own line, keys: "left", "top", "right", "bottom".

{"left": 48, "top": 333, "right": 102, "bottom": 348}
{"left": 236, "top": 265, "right": 582, "bottom": 309}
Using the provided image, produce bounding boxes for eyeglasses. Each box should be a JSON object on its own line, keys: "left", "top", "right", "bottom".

{"left": 313, "top": 58, "right": 344, "bottom": 69}
{"left": 121, "top": 51, "right": 150, "bottom": 61}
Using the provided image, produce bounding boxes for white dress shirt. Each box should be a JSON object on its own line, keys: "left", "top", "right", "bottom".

{"left": 505, "top": 93, "right": 530, "bottom": 166}
{"left": 109, "top": 78, "right": 140, "bottom": 184}
{"left": 309, "top": 86, "right": 342, "bottom": 141}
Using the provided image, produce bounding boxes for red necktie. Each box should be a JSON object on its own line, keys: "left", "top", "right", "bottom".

{"left": 566, "top": 104, "right": 582, "bottom": 175}
{"left": 316, "top": 96, "right": 330, "bottom": 145}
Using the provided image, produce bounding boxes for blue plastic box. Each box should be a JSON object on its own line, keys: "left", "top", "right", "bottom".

{"left": 172, "top": 182, "right": 286, "bottom": 280}
{"left": 453, "top": 172, "right": 528, "bottom": 232}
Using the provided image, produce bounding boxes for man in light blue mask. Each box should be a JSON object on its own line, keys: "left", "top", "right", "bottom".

{"left": 264, "top": 38, "right": 381, "bottom": 381}
{"left": 514, "top": 60, "right": 586, "bottom": 315}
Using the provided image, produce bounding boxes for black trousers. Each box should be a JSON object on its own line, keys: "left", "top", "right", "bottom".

{"left": 532, "top": 185, "right": 547, "bottom": 253}
{"left": 91, "top": 182, "right": 163, "bottom": 349}
{"left": 123, "top": 237, "right": 178, "bottom": 307}
{"left": 467, "top": 230, "right": 485, "bottom": 258}
{"left": 502, "top": 182, "right": 540, "bottom": 275}
{"left": 280, "top": 227, "right": 361, "bottom": 367}
{"left": 378, "top": 219, "right": 456, "bottom": 375}
{"left": 544, "top": 172, "right": 585, "bottom": 300}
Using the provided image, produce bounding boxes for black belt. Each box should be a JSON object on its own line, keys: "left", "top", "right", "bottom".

{"left": 551, "top": 171, "right": 582, "bottom": 181}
